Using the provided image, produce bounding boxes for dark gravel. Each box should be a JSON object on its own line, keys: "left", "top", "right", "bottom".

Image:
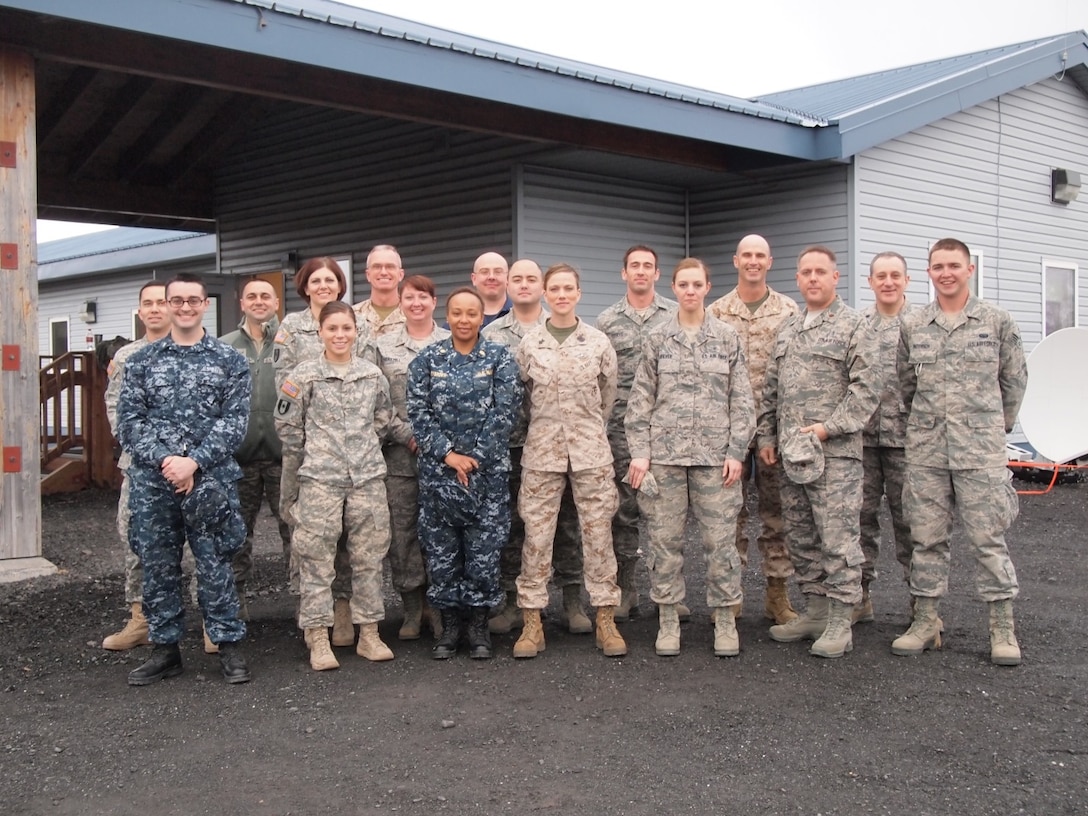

{"left": 0, "top": 480, "right": 1085, "bottom": 816}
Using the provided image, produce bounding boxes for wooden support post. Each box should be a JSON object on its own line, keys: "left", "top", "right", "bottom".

{"left": 0, "top": 47, "right": 56, "bottom": 582}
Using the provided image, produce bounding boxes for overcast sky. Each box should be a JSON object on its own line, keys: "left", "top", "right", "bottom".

{"left": 38, "top": 0, "right": 1088, "bottom": 243}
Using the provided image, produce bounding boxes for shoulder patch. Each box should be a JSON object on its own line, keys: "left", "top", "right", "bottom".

{"left": 281, "top": 380, "right": 300, "bottom": 398}
{"left": 107, "top": 360, "right": 116, "bottom": 378}
{"left": 276, "top": 398, "right": 292, "bottom": 416}
{"left": 274, "top": 328, "right": 288, "bottom": 344}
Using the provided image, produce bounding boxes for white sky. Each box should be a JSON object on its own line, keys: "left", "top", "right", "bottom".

{"left": 38, "top": 0, "right": 1088, "bottom": 243}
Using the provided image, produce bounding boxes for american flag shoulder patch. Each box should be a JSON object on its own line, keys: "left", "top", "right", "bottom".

{"left": 274, "top": 328, "right": 288, "bottom": 344}
{"left": 281, "top": 380, "right": 300, "bottom": 398}
{"left": 107, "top": 360, "right": 117, "bottom": 378}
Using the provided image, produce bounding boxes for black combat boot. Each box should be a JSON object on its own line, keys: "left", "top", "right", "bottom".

{"left": 128, "top": 642, "right": 183, "bottom": 686}
{"left": 218, "top": 641, "right": 252, "bottom": 684}
{"left": 431, "top": 607, "right": 463, "bottom": 659}
{"left": 467, "top": 606, "right": 493, "bottom": 660}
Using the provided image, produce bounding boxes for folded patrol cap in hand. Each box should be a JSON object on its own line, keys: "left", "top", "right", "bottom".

{"left": 180, "top": 476, "right": 237, "bottom": 536}
{"left": 780, "top": 429, "right": 825, "bottom": 485}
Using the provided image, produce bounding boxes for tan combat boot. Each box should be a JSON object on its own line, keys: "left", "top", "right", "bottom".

{"left": 810, "top": 599, "right": 854, "bottom": 658}
{"left": 655, "top": 604, "right": 681, "bottom": 656}
{"left": 203, "top": 624, "right": 219, "bottom": 654}
{"left": 489, "top": 590, "right": 522, "bottom": 634}
{"left": 764, "top": 576, "right": 798, "bottom": 624}
{"left": 305, "top": 627, "right": 340, "bottom": 671}
{"left": 595, "top": 606, "right": 627, "bottom": 657}
{"left": 561, "top": 585, "right": 592, "bottom": 634}
{"left": 356, "top": 623, "right": 394, "bottom": 662}
{"left": 710, "top": 604, "right": 743, "bottom": 624}
{"left": 911, "top": 595, "right": 945, "bottom": 633}
{"left": 331, "top": 598, "right": 355, "bottom": 646}
{"left": 769, "top": 594, "right": 829, "bottom": 642}
{"left": 614, "top": 561, "right": 639, "bottom": 621}
{"left": 713, "top": 607, "right": 741, "bottom": 656}
{"left": 102, "top": 603, "right": 151, "bottom": 651}
{"left": 988, "top": 599, "right": 1021, "bottom": 666}
{"left": 891, "top": 597, "right": 942, "bottom": 656}
{"left": 676, "top": 602, "right": 691, "bottom": 622}
{"left": 852, "top": 585, "right": 874, "bottom": 624}
{"left": 513, "top": 609, "right": 545, "bottom": 658}
{"left": 424, "top": 602, "right": 443, "bottom": 639}
{"left": 398, "top": 588, "right": 424, "bottom": 641}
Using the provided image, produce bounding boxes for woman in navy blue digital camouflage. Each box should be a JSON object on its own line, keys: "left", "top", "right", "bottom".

{"left": 407, "top": 288, "right": 522, "bottom": 660}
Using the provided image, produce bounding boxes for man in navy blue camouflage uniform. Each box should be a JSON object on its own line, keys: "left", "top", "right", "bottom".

{"left": 117, "top": 273, "right": 253, "bottom": 685}
{"left": 407, "top": 288, "right": 522, "bottom": 659}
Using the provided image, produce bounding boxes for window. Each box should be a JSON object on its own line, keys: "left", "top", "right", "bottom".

{"left": 337, "top": 257, "right": 353, "bottom": 304}
{"left": 49, "top": 317, "right": 70, "bottom": 358}
{"left": 1042, "top": 261, "right": 1078, "bottom": 336}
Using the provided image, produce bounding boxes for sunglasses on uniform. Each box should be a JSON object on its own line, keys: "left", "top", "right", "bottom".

{"left": 168, "top": 296, "right": 207, "bottom": 309}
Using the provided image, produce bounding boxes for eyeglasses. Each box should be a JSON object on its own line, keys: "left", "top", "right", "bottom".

{"left": 168, "top": 297, "right": 206, "bottom": 309}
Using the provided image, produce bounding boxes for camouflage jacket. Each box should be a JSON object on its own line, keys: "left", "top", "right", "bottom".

{"left": 482, "top": 308, "right": 547, "bottom": 447}
{"left": 708, "top": 286, "right": 799, "bottom": 423}
{"left": 406, "top": 336, "right": 522, "bottom": 483}
{"left": 272, "top": 307, "right": 367, "bottom": 389}
{"left": 898, "top": 296, "right": 1027, "bottom": 470}
{"left": 594, "top": 293, "right": 677, "bottom": 432}
{"left": 366, "top": 323, "right": 450, "bottom": 477}
{"left": 626, "top": 313, "right": 755, "bottom": 466}
{"left": 220, "top": 315, "right": 282, "bottom": 463}
{"left": 517, "top": 319, "right": 618, "bottom": 473}
{"left": 105, "top": 336, "right": 149, "bottom": 471}
{"left": 862, "top": 302, "right": 913, "bottom": 448}
{"left": 274, "top": 356, "right": 395, "bottom": 497}
{"left": 352, "top": 298, "right": 406, "bottom": 341}
{"left": 757, "top": 296, "right": 878, "bottom": 461}
{"left": 117, "top": 332, "right": 251, "bottom": 483}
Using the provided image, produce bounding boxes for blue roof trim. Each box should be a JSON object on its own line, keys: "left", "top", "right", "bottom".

{"left": 38, "top": 228, "right": 215, "bottom": 282}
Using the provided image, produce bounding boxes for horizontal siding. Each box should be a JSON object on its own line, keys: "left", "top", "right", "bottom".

{"left": 517, "top": 167, "right": 687, "bottom": 317}
{"left": 855, "top": 77, "right": 1088, "bottom": 352}
{"left": 688, "top": 163, "right": 849, "bottom": 303}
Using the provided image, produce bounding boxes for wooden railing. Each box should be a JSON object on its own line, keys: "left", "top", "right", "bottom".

{"left": 39, "top": 351, "right": 118, "bottom": 491}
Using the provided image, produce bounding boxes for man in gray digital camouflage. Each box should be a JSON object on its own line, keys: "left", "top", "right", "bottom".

{"left": 709, "top": 234, "right": 800, "bottom": 624}
{"left": 892, "top": 238, "right": 1027, "bottom": 666}
{"left": 857, "top": 252, "right": 914, "bottom": 624}
{"left": 757, "top": 246, "right": 878, "bottom": 659}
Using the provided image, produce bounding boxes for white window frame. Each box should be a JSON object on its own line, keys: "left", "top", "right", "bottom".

{"left": 337, "top": 256, "right": 354, "bottom": 304}
{"left": 49, "top": 317, "right": 70, "bottom": 358}
{"left": 1041, "top": 259, "right": 1079, "bottom": 336}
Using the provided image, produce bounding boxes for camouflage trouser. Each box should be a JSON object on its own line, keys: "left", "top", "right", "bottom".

{"left": 860, "top": 445, "right": 912, "bottom": 586}
{"left": 117, "top": 475, "right": 144, "bottom": 604}
{"left": 638, "top": 464, "right": 744, "bottom": 608}
{"left": 517, "top": 465, "right": 620, "bottom": 609}
{"left": 285, "top": 491, "right": 353, "bottom": 601}
{"left": 234, "top": 459, "right": 295, "bottom": 592}
{"left": 293, "top": 478, "right": 391, "bottom": 629}
{"left": 608, "top": 428, "right": 642, "bottom": 570}
{"left": 386, "top": 473, "right": 426, "bottom": 593}
{"left": 735, "top": 449, "right": 793, "bottom": 578}
{"left": 903, "top": 465, "right": 1019, "bottom": 601}
{"left": 128, "top": 472, "right": 246, "bottom": 645}
{"left": 499, "top": 447, "right": 583, "bottom": 591}
{"left": 779, "top": 456, "right": 864, "bottom": 605}
{"left": 419, "top": 470, "right": 508, "bottom": 610}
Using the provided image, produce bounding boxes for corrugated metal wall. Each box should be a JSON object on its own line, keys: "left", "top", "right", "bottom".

{"left": 854, "top": 77, "right": 1088, "bottom": 351}
{"left": 517, "top": 166, "right": 688, "bottom": 318}
{"left": 216, "top": 105, "right": 548, "bottom": 315}
{"left": 688, "top": 163, "right": 850, "bottom": 303}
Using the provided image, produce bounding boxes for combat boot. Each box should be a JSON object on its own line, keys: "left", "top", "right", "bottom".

{"left": 911, "top": 595, "right": 945, "bottom": 633}
{"left": 432, "top": 608, "right": 462, "bottom": 659}
{"left": 891, "top": 597, "right": 942, "bottom": 656}
{"left": 764, "top": 577, "right": 798, "bottom": 624}
{"left": 218, "top": 641, "right": 251, "bottom": 684}
{"left": 203, "top": 624, "right": 218, "bottom": 654}
{"left": 560, "top": 584, "right": 592, "bottom": 634}
{"left": 988, "top": 599, "right": 1021, "bottom": 666}
{"left": 102, "top": 603, "right": 151, "bottom": 651}
{"left": 398, "top": 587, "right": 424, "bottom": 641}
{"left": 127, "top": 643, "right": 183, "bottom": 686}
{"left": 331, "top": 598, "right": 355, "bottom": 646}
{"left": 710, "top": 604, "right": 743, "bottom": 624}
{"left": 677, "top": 602, "right": 691, "bottom": 622}
{"left": 852, "top": 585, "right": 874, "bottom": 624}
{"left": 513, "top": 609, "right": 545, "bottom": 659}
{"left": 467, "top": 607, "right": 493, "bottom": 659}
{"left": 769, "top": 594, "right": 829, "bottom": 642}
{"left": 304, "top": 627, "right": 339, "bottom": 671}
{"left": 810, "top": 599, "right": 854, "bottom": 658}
{"left": 614, "top": 560, "right": 639, "bottom": 621}
{"left": 595, "top": 606, "right": 627, "bottom": 657}
{"left": 489, "top": 590, "right": 522, "bottom": 634}
{"left": 424, "top": 601, "right": 443, "bottom": 639}
{"left": 356, "top": 623, "right": 394, "bottom": 662}
{"left": 713, "top": 606, "right": 740, "bottom": 657}
{"left": 655, "top": 603, "right": 681, "bottom": 656}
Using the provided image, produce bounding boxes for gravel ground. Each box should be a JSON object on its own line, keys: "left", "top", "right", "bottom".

{"left": 0, "top": 479, "right": 1085, "bottom": 816}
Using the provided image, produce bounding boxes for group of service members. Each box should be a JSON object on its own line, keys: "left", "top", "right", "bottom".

{"left": 103, "top": 233, "right": 1027, "bottom": 685}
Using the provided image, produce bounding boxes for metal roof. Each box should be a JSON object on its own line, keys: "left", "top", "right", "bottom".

{"left": 38, "top": 228, "right": 215, "bottom": 282}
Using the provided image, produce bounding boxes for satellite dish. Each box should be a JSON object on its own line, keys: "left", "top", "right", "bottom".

{"left": 1018, "top": 327, "right": 1088, "bottom": 463}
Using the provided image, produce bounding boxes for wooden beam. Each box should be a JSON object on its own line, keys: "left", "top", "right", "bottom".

{"left": 0, "top": 46, "right": 55, "bottom": 579}
{"left": 116, "top": 82, "right": 206, "bottom": 183}
{"left": 66, "top": 74, "right": 155, "bottom": 178}
{"left": 37, "top": 172, "right": 214, "bottom": 221}
{"left": 36, "top": 64, "right": 95, "bottom": 144}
